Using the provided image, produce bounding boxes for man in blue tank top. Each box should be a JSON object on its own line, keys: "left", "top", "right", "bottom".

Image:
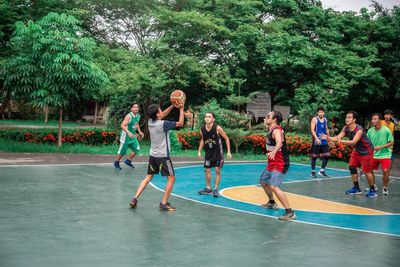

{"left": 310, "top": 107, "right": 331, "bottom": 178}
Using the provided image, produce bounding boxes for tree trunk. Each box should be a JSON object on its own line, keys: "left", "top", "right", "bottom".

{"left": 0, "top": 88, "right": 12, "bottom": 115}
{"left": 93, "top": 100, "right": 98, "bottom": 124}
{"left": 44, "top": 105, "right": 49, "bottom": 123}
{"left": 58, "top": 108, "right": 63, "bottom": 148}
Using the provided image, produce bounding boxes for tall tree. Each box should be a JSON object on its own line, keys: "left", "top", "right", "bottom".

{"left": 2, "top": 12, "right": 108, "bottom": 146}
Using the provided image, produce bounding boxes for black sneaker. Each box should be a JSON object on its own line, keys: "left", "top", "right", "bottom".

{"left": 213, "top": 189, "right": 220, "bottom": 197}
{"left": 311, "top": 171, "right": 316, "bottom": 178}
{"left": 318, "top": 170, "right": 329, "bottom": 177}
{"left": 124, "top": 159, "right": 135, "bottom": 168}
{"left": 159, "top": 202, "right": 176, "bottom": 211}
{"left": 198, "top": 188, "right": 212, "bottom": 195}
{"left": 129, "top": 198, "right": 138, "bottom": 208}
{"left": 114, "top": 161, "right": 122, "bottom": 170}
{"left": 279, "top": 211, "right": 297, "bottom": 221}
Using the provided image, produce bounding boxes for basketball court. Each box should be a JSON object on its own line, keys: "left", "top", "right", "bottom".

{"left": 0, "top": 161, "right": 399, "bottom": 266}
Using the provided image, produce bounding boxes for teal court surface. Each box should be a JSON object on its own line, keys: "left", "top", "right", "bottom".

{"left": 1, "top": 162, "right": 399, "bottom": 266}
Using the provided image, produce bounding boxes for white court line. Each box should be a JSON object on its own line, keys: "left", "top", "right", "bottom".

{"left": 1, "top": 160, "right": 399, "bottom": 180}
{"left": 149, "top": 181, "right": 400, "bottom": 237}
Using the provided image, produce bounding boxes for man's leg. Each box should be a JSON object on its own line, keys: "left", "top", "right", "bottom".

{"left": 127, "top": 152, "right": 136, "bottom": 161}
{"left": 214, "top": 167, "right": 221, "bottom": 190}
{"left": 270, "top": 185, "right": 290, "bottom": 209}
{"left": 161, "top": 175, "right": 176, "bottom": 204}
{"left": 134, "top": 174, "right": 154, "bottom": 199}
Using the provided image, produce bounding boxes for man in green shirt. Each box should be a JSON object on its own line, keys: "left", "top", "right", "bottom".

{"left": 113, "top": 103, "right": 144, "bottom": 170}
{"left": 367, "top": 113, "right": 394, "bottom": 195}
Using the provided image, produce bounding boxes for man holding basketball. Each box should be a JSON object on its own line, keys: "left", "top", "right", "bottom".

{"left": 259, "top": 111, "right": 296, "bottom": 221}
{"left": 129, "top": 98, "right": 185, "bottom": 211}
{"left": 197, "top": 112, "right": 232, "bottom": 197}
{"left": 113, "top": 103, "right": 144, "bottom": 170}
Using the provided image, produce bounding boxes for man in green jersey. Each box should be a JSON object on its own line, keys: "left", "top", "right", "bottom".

{"left": 367, "top": 113, "right": 394, "bottom": 195}
{"left": 114, "top": 103, "right": 144, "bottom": 170}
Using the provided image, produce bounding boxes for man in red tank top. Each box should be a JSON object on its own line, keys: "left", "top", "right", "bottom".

{"left": 259, "top": 111, "right": 296, "bottom": 221}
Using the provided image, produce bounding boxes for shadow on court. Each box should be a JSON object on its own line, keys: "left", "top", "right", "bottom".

{"left": 0, "top": 163, "right": 399, "bottom": 267}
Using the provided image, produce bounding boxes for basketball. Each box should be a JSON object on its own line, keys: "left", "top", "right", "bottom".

{"left": 170, "top": 90, "right": 186, "bottom": 106}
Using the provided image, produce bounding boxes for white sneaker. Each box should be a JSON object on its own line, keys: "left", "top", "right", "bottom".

{"left": 364, "top": 185, "right": 378, "bottom": 192}
{"left": 382, "top": 187, "right": 389, "bottom": 195}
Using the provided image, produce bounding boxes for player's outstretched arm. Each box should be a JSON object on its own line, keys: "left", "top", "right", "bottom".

{"left": 160, "top": 105, "right": 175, "bottom": 119}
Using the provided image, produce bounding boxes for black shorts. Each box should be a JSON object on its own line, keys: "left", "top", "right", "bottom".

{"left": 147, "top": 156, "right": 175, "bottom": 176}
{"left": 204, "top": 159, "right": 224, "bottom": 169}
{"left": 311, "top": 144, "right": 331, "bottom": 158}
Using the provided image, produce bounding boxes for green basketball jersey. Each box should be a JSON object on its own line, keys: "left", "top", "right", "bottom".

{"left": 120, "top": 112, "right": 141, "bottom": 144}
{"left": 367, "top": 126, "right": 394, "bottom": 159}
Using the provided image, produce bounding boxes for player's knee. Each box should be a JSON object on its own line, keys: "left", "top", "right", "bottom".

{"left": 349, "top": 166, "right": 357, "bottom": 175}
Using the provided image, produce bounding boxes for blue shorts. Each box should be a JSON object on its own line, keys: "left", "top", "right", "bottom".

{"left": 259, "top": 169, "right": 285, "bottom": 187}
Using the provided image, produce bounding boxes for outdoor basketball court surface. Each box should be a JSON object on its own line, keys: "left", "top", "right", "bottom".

{"left": 1, "top": 161, "right": 399, "bottom": 266}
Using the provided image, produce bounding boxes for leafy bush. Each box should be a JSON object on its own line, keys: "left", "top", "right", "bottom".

{"left": 176, "top": 130, "right": 202, "bottom": 149}
{"left": 0, "top": 128, "right": 118, "bottom": 145}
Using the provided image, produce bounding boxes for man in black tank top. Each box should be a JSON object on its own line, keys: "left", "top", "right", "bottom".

{"left": 321, "top": 111, "right": 376, "bottom": 197}
{"left": 198, "top": 112, "right": 232, "bottom": 197}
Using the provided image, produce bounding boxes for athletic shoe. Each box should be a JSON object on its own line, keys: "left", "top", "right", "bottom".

{"left": 198, "top": 188, "right": 212, "bottom": 195}
{"left": 318, "top": 171, "right": 329, "bottom": 177}
{"left": 364, "top": 185, "right": 378, "bottom": 192}
{"left": 159, "top": 202, "right": 176, "bottom": 211}
{"left": 129, "top": 198, "right": 138, "bottom": 208}
{"left": 113, "top": 161, "right": 122, "bottom": 170}
{"left": 212, "top": 189, "right": 220, "bottom": 197}
{"left": 279, "top": 211, "right": 297, "bottom": 221}
{"left": 124, "top": 159, "right": 135, "bottom": 168}
{"left": 366, "top": 189, "right": 378, "bottom": 198}
{"left": 382, "top": 187, "right": 389, "bottom": 195}
{"left": 345, "top": 187, "right": 362, "bottom": 195}
{"left": 261, "top": 202, "right": 279, "bottom": 210}
{"left": 311, "top": 171, "right": 317, "bottom": 178}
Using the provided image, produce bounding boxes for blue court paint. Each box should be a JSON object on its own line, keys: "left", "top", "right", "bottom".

{"left": 150, "top": 163, "right": 400, "bottom": 236}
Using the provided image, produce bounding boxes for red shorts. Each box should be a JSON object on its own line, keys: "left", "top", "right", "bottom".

{"left": 371, "top": 158, "right": 391, "bottom": 171}
{"left": 349, "top": 151, "right": 373, "bottom": 173}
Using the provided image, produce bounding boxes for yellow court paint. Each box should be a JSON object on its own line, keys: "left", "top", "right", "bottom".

{"left": 222, "top": 186, "right": 389, "bottom": 215}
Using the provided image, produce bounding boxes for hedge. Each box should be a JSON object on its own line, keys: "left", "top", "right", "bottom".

{"left": 176, "top": 130, "right": 352, "bottom": 161}
{"left": 0, "top": 128, "right": 118, "bottom": 145}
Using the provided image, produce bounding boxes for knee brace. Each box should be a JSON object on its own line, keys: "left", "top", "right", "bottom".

{"left": 349, "top": 166, "right": 358, "bottom": 175}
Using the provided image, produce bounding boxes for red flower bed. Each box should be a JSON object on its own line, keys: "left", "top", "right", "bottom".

{"left": 176, "top": 131, "right": 352, "bottom": 161}
{"left": 10, "top": 129, "right": 118, "bottom": 145}
{"left": 176, "top": 131, "right": 201, "bottom": 149}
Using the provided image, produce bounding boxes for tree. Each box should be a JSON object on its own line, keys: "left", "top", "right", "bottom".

{"left": 2, "top": 12, "right": 108, "bottom": 146}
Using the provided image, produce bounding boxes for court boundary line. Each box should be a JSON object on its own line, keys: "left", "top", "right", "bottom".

{"left": 149, "top": 181, "right": 400, "bottom": 237}
{"left": 219, "top": 185, "right": 393, "bottom": 216}
{"left": 0, "top": 160, "right": 399, "bottom": 179}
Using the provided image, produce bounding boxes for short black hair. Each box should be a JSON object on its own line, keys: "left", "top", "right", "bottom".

{"left": 147, "top": 104, "right": 160, "bottom": 121}
{"left": 371, "top": 113, "right": 383, "bottom": 120}
{"left": 347, "top": 111, "right": 358, "bottom": 121}
{"left": 317, "top": 106, "right": 325, "bottom": 112}
{"left": 205, "top": 112, "right": 215, "bottom": 118}
{"left": 384, "top": 109, "right": 393, "bottom": 115}
{"left": 271, "top": 110, "right": 283, "bottom": 124}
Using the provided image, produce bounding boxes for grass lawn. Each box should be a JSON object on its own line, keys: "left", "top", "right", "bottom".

{"left": 0, "top": 119, "right": 101, "bottom": 128}
{"left": 0, "top": 138, "right": 348, "bottom": 169}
